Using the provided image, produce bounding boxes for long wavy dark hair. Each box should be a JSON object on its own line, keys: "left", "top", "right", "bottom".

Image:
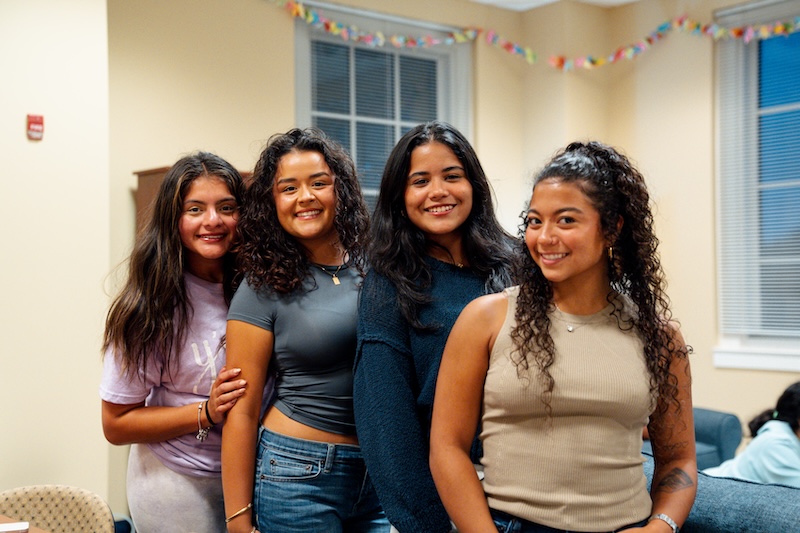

{"left": 103, "top": 152, "right": 245, "bottom": 376}
{"left": 748, "top": 381, "right": 800, "bottom": 437}
{"left": 369, "top": 121, "right": 516, "bottom": 330}
{"left": 511, "top": 141, "right": 690, "bottom": 417}
{"left": 238, "top": 128, "right": 370, "bottom": 293}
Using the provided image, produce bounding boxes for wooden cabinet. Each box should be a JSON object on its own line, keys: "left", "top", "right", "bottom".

{"left": 134, "top": 167, "right": 171, "bottom": 232}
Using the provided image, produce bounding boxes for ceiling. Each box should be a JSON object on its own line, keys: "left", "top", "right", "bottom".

{"left": 468, "top": 0, "right": 638, "bottom": 11}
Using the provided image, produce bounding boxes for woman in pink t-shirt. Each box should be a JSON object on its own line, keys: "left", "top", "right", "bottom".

{"left": 100, "top": 152, "right": 249, "bottom": 533}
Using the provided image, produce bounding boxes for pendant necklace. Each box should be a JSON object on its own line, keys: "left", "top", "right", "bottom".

{"left": 554, "top": 302, "right": 587, "bottom": 333}
{"left": 314, "top": 263, "right": 345, "bottom": 285}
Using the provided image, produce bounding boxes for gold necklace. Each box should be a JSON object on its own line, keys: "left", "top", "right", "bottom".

{"left": 314, "top": 263, "right": 345, "bottom": 285}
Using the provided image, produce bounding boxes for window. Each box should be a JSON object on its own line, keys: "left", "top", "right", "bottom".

{"left": 715, "top": 0, "right": 800, "bottom": 371}
{"left": 295, "top": 2, "right": 472, "bottom": 209}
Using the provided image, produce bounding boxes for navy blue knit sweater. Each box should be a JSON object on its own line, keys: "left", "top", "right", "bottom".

{"left": 354, "top": 257, "right": 488, "bottom": 533}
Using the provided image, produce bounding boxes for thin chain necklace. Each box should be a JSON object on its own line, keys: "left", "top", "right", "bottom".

{"left": 553, "top": 302, "right": 587, "bottom": 333}
{"left": 314, "top": 263, "right": 345, "bottom": 285}
{"left": 430, "top": 249, "right": 464, "bottom": 268}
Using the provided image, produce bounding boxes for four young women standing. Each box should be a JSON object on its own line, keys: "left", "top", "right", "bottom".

{"left": 104, "top": 127, "right": 696, "bottom": 533}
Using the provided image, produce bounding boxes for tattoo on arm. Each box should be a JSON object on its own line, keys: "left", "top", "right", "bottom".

{"left": 655, "top": 468, "right": 694, "bottom": 493}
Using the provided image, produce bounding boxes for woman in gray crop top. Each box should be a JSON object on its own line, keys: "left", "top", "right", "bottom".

{"left": 221, "top": 128, "right": 388, "bottom": 533}
{"left": 430, "top": 141, "right": 697, "bottom": 533}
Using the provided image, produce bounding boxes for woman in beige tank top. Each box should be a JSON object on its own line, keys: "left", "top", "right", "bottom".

{"left": 430, "top": 141, "right": 696, "bottom": 533}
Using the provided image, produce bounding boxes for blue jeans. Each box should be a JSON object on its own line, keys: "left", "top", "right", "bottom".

{"left": 254, "top": 426, "right": 389, "bottom": 533}
{"left": 491, "top": 509, "right": 648, "bottom": 533}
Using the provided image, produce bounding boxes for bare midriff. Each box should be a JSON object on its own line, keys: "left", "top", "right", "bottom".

{"left": 262, "top": 407, "right": 359, "bottom": 445}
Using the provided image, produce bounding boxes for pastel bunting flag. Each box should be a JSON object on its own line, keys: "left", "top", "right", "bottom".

{"left": 271, "top": 1, "right": 799, "bottom": 72}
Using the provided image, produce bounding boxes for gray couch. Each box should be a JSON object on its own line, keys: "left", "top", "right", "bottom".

{"left": 642, "top": 453, "right": 800, "bottom": 532}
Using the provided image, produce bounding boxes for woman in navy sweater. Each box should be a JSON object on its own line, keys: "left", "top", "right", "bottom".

{"left": 353, "top": 121, "right": 516, "bottom": 533}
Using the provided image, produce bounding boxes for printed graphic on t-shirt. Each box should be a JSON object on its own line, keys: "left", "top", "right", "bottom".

{"left": 191, "top": 333, "right": 221, "bottom": 396}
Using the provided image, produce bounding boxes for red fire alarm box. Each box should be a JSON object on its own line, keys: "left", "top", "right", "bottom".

{"left": 27, "top": 114, "right": 44, "bottom": 140}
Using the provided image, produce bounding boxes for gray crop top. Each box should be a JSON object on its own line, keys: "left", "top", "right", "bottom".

{"left": 228, "top": 264, "right": 360, "bottom": 435}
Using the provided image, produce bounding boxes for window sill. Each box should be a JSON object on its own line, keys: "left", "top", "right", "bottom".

{"left": 713, "top": 341, "right": 800, "bottom": 372}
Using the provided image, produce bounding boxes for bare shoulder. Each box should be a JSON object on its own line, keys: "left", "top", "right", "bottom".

{"left": 461, "top": 291, "right": 509, "bottom": 323}
{"left": 450, "top": 291, "right": 510, "bottom": 351}
{"left": 663, "top": 319, "right": 688, "bottom": 348}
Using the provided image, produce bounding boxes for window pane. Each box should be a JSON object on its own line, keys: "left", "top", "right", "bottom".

{"left": 400, "top": 56, "right": 437, "bottom": 122}
{"left": 717, "top": 3, "right": 800, "bottom": 341}
{"left": 355, "top": 122, "right": 394, "bottom": 190}
{"left": 759, "top": 110, "right": 800, "bottom": 184}
{"left": 313, "top": 42, "right": 350, "bottom": 114}
{"left": 760, "top": 263, "right": 800, "bottom": 332}
{"left": 760, "top": 186, "right": 800, "bottom": 256}
{"left": 356, "top": 49, "right": 394, "bottom": 119}
{"left": 759, "top": 31, "right": 800, "bottom": 108}
{"left": 314, "top": 117, "right": 351, "bottom": 154}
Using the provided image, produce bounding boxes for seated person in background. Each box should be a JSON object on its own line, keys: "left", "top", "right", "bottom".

{"left": 705, "top": 381, "right": 800, "bottom": 488}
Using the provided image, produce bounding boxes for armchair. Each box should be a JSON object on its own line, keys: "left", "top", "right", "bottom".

{"left": 642, "top": 406, "right": 743, "bottom": 470}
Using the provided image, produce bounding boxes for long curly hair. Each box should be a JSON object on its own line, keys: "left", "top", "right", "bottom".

{"left": 238, "top": 128, "right": 370, "bottom": 293}
{"left": 369, "top": 121, "right": 516, "bottom": 330}
{"left": 103, "top": 152, "right": 245, "bottom": 376}
{"left": 511, "top": 141, "right": 690, "bottom": 417}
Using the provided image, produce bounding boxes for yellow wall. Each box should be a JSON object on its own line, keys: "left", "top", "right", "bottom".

{"left": 107, "top": 0, "right": 297, "bottom": 268}
{"left": 2, "top": 0, "right": 798, "bottom": 517}
{"left": 1, "top": 0, "right": 110, "bottom": 499}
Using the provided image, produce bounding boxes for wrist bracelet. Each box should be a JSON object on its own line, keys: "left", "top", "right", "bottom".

{"left": 196, "top": 402, "right": 210, "bottom": 442}
{"left": 204, "top": 400, "right": 217, "bottom": 426}
{"left": 649, "top": 513, "right": 679, "bottom": 533}
{"left": 225, "top": 502, "right": 252, "bottom": 523}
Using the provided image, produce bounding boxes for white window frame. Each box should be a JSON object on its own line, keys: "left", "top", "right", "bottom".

{"left": 294, "top": 1, "right": 473, "bottom": 202}
{"left": 713, "top": 0, "right": 800, "bottom": 372}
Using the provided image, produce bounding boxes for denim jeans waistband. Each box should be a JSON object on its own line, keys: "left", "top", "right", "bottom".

{"left": 258, "top": 426, "right": 363, "bottom": 471}
{"left": 490, "top": 508, "right": 648, "bottom": 533}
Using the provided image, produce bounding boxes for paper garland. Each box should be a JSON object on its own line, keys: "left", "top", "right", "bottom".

{"left": 280, "top": 0, "right": 479, "bottom": 48}
{"left": 550, "top": 15, "right": 800, "bottom": 71}
{"left": 275, "top": 1, "right": 800, "bottom": 71}
{"left": 485, "top": 29, "right": 537, "bottom": 64}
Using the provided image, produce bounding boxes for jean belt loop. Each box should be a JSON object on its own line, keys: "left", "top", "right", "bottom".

{"left": 323, "top": 443, "right": 335, "bottom": 473}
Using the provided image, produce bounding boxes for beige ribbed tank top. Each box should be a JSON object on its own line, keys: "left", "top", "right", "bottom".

{"left": 481, "top": 287, "right": 655, "bottom": 531}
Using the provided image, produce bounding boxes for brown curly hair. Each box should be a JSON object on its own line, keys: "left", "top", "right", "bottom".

{"left": 511, "top": 141, "right": 691, "bottom": 418}
{"left": 238, "top": 128, "right": 370, "bottom": 294}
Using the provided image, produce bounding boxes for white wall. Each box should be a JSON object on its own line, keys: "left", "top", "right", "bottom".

{"left": 0, "top": 0, "right": 110, "bottom": 499}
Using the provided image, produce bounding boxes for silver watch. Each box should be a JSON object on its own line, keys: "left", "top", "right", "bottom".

{"left": 649, "top": 513, "right": 679, "bottom": 533}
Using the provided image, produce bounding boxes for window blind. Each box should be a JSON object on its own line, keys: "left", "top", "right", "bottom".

{"left": 717, "top": 0, "right": 800, "bottom": 338}
{"left": 297, "top": 1, "right": 471, "bottom": 212}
